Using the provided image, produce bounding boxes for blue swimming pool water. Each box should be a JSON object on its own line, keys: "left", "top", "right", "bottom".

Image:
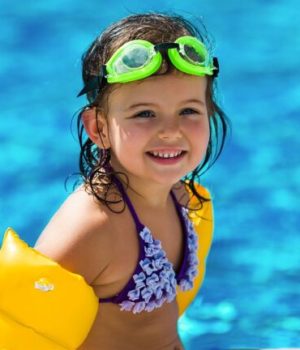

{"left": 1, "top": 1, "right": 300, "bottom": 348}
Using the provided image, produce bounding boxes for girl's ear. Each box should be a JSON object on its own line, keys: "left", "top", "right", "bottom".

{"left": 81, "top": 107, "right": 110, "bottom": 149}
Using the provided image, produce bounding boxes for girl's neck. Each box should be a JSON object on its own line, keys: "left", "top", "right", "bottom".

{"left": 106, "top": 162, "right": 181, "bottom": 209}
{"left": 109, "top": 177, "right": 171, "bottom": 211}
{"left": 119, "top": 175, "right": 173, "bottom": 209}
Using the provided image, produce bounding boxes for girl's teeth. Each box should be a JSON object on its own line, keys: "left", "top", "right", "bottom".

{"left": 151, "top": 151, "right": 182, "bottom": 158}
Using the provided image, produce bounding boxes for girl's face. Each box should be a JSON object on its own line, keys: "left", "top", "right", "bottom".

{"left": 103, "top": 72, "right": 210, "bottom": 186}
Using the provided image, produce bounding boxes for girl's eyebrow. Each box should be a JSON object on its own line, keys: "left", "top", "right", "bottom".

{"left": 126, "top": 99, "right": 206, "bottom": 110}
{"left": 181, "top": 98, "right": 206, "bottom": 106}
{"left": 126, "top": 102, "right": 156, "bottom": 110}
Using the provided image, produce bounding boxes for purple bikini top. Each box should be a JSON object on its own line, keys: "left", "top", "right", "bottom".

{"left": 99, "top": 177, "right": 199, "bottom": 314}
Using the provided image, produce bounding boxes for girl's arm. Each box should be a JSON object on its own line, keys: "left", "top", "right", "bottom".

{"left": 34, "top": 188, "right": 112, "bottom": 285}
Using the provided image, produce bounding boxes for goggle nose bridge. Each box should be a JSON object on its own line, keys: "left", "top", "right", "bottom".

{"left": 154, "top": 43, "right": 180, "bottom": 53}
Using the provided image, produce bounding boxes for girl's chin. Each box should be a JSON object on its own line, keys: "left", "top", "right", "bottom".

{"left": 108, "top": 158, "right": 192, "bottom": 185}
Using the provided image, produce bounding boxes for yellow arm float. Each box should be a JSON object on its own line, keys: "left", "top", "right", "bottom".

{"left": 176, "top": 183, "right": 214, "bottom": 316}
{"left": 0, "top": 228, "right": 99, "bottom": 350}
{"left": 0, "top": 183, "right": 213, "bottom": 348}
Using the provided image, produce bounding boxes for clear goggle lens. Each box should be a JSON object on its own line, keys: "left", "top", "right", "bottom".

{"left": 113, "top": 45, "right": 154, "bottom": 74}
{"left": 122, "top": 47, "right": 150, "bottom": 68}
{"left": 180, "top": 44, "right": 208, "bottom": 65}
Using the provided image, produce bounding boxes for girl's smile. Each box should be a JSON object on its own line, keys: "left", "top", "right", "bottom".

{"left": 146, "top": 149, "right": 187, "bottom": 164}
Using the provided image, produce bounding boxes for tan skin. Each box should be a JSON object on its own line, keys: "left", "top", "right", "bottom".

{"left": 34, "top": 72, "right": 210, "bottom": 349}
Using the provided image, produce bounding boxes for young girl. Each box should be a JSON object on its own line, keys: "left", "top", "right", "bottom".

{"left": 0, "top": 12, "right": 229, "bottom": 350}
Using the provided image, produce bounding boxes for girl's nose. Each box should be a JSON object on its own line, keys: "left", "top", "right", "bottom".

{"left": 158, "top": 119, "right": 182, "bottom": 140}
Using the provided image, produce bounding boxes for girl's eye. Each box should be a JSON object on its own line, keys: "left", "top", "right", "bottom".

{"left": 181, "top": 108, "right": 199, "bottom": 115}
{"left": 133, "top": 110, "right": 155, "bottom": 118}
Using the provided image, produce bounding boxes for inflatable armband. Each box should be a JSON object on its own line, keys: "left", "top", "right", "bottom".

{"left": 176, "top": 184, "right": 214, "bottom": 315}
{"left": 0, "top": 228, "right": 99, "bottom": 350}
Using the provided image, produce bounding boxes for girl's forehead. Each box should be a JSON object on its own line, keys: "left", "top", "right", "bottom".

{"left": 108, "top": 73, "right": 207, "bottom": 109}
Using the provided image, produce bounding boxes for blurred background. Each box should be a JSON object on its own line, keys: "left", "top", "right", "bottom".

{"left": 1, "top": 0, "right": 299, "bottom": 348}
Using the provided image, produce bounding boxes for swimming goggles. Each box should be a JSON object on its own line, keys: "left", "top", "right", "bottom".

{"left": 77, "top": 36, "right": 219, "bottom": 97}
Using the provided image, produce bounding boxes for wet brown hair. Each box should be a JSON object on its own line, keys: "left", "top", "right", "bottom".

{"left": 74, "top": 12, "right": 231, "bottom": 212}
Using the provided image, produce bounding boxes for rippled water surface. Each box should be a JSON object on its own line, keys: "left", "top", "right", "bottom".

{"left": 1, "top": 1, "right": 299, "bottom": 348}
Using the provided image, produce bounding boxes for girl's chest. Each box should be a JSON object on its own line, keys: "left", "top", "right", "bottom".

{"left": 92, "top": 205, "right": 184, "bottom": 297}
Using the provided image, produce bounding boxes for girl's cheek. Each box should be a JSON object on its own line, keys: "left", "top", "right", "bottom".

{"left": 183, "top": 118, "right": 209, "bottom": 136}
{"left": 120, "top": 123, "right": 156, "bottom": 140}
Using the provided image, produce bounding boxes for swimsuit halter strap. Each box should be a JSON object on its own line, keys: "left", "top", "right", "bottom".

{"left": 113, "top": 176, "right": 144, "bottom": 231}
{"left": 113, "top": 176, "right": 181, "bottom": 231}
{"left": 170, "top": 189, "right": 182, "bottom": 212}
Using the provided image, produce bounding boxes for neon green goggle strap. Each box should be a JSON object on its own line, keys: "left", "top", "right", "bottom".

{"left": 77, "top": 36, "right": 219, "bottom": 98}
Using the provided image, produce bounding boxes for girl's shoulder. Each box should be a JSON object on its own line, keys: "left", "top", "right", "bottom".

{"left": 34, "top": 185, "right": 115, "bottom": 285}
